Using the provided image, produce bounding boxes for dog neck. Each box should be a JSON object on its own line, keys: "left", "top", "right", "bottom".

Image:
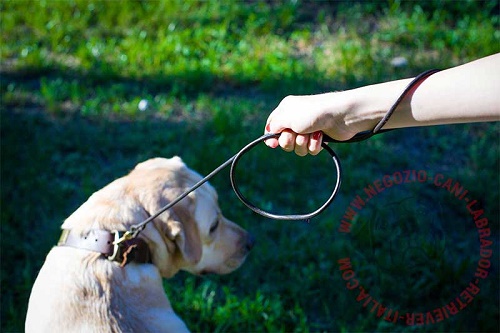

{"left": 58, "top": 229, "right": 152, "bottom": 267}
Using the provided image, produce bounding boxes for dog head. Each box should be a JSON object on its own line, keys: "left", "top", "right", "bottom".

{"left": 118, "top": 157, "right": 254, "bottom": 277}
{"left": 62, "top": 157, "right": 254, "bottom": 278}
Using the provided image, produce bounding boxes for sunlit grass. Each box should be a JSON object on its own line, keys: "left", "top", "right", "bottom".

{"left": 1, "top": 1, "right": 499, "bottom": 332}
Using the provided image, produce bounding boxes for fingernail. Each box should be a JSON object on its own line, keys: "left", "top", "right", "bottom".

{"left": 312, "top": 131, "right": 322, "bottom": 140}
{"left": 265, "top": 123, "right": 271, "bottom": 133}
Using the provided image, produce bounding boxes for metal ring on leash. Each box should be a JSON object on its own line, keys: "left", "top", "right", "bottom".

{"left": 229, "top": 133, "right": 342, "bottom": 221}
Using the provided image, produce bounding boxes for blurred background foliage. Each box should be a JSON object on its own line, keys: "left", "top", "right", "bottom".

{"left": 1, "top": 0, "right": 499, "bottom": 332}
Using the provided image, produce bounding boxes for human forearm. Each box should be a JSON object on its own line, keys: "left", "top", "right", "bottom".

{"left": 349, "top": 53, "right": 500, "bottom": 131}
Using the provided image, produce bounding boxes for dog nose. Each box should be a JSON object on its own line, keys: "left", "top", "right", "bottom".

{"left": 246, "top": 233, "right": 256, "bottom": 251}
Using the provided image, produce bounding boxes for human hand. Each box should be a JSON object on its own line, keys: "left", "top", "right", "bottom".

{"left": 264, "top": 93, "right": 359, "bottom": 156}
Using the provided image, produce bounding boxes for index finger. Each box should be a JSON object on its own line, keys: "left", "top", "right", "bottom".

{"left": 264, "top": 117, "right": 283, "bottom": 148}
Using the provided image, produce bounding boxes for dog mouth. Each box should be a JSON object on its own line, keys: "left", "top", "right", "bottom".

{"left": 194, "top": 233, "right": 255, "bottom": 276}
{"left": 225, "top": 256, "right": 246, "bottom": 269}
{"left": 196, "top": 254, "right": 248, "bottom": 276}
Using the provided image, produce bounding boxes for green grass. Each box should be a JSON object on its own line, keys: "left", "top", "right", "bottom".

{"left": 1, "top": 1, "right": 499, "bottom": 332}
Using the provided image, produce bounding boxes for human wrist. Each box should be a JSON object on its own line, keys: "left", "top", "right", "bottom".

{"left": 340, "top": 86, "right": 388, "bottom": 134}
{"left": 343, "top": 78, "right": 415, "bottom": 133}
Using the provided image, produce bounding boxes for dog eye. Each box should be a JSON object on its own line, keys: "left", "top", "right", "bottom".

{"left": 209, "top": 219, "right": 219, "bottom": 233}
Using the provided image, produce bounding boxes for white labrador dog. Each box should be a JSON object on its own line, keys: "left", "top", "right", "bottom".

{"left": 25, "top": 157, "right": 255, "bottom": 333}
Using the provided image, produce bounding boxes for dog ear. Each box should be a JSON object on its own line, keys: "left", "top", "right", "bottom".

{"left": 168, "top": 205, "right": 202, "bottom": 265}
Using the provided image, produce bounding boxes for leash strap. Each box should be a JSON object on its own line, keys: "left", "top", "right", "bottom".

{"left": 122, "top": 69, "right": 440, "bottom": 241}
{"left": 123, "top": 133, "right": 341, "bottom": 242}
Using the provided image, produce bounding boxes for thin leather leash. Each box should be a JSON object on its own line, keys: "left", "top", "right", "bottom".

{"left": 112, "top": 69, "right": 441, "bottom": 246}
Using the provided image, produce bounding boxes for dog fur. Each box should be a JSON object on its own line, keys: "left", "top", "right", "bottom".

{"left": 25, "top": 157, "right": 254, "bottom": 332}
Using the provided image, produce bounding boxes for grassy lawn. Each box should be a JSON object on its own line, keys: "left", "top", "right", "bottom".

{"left": 1, "top": 1, "right": 499, "bottom": 332}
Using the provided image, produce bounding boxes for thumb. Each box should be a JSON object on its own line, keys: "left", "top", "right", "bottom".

{"left": 264, "top": 115, "right": 288, "bottom": 148}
